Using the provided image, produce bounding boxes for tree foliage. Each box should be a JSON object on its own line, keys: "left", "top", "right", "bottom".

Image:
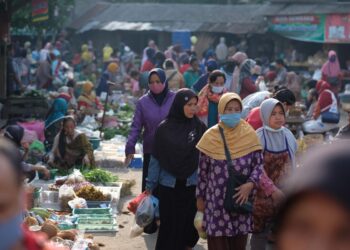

{"left": 11, "top": 0, "right": 75, "bottom": 33}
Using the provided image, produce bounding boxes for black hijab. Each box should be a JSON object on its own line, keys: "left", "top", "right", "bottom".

{"left": 4, "top": 125, "right": 24, "bottom": 147}
{"left": 153, "top": 89, "right": 207, "bottom": 180}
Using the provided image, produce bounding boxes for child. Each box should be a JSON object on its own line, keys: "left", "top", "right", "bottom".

{"left": 250, "top": 98, "right": 297, "bottom": 250}
{"left": 130, "top": 70, "right": 141, "bottom": 97}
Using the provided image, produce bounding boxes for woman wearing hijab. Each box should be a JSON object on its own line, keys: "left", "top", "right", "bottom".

{"left": 230, "top": 52, "right": 248, "bottom": 93}
{"left": 321, "top": 50, "right": 341, "bottom": 83}
{"left": 4, "top": 125, "right": 50, "bottom": 182}
{"left": 77, "top": 81, "right": 103, "bottom": 114}
{"left": 251, "top": 98, "right": 297, "bottom": 250}
{"left": 196, "top": 93, "right": 263, "bottom": 250}
{"left": 239, "top": 59, "right": 258, "bottom": 99}
{"left": 48, "top": 116, "right": 95, "bottom": 170}
{"left": 125, "top": 68, "right": 175, "bottom": 192}
{"left": 275, "top": 141, "right": 350, "bottom": 250}
{"left": 44, "top": 98, "right": 68, "bottom": 151}
{"left": 197, "top": 70, "right": 227, "bottom": 128}
{"left": 141, "top": 48, "right": 156, "bottom": 72}
{"left": 146, "top": 89, "right": 207, "bottom": 250}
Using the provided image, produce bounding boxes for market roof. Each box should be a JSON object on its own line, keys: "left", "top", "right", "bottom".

{"left": 69, "top": 1, "right": 350, "bottom": 34}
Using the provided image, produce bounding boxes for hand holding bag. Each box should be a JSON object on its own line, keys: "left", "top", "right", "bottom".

{"left": 219, "top": 126, "right": 253, "bottom": 214}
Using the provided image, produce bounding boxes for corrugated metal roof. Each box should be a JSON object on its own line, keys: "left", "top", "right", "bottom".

{"left": 70, "top": 2, "right": 350, "bottom": 34}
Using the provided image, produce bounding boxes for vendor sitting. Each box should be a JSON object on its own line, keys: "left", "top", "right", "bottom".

{"left": 4, "top": 125, "right": 50, "bottom": 182}
{"left": 48, "top": 116, "right": 95, "bottom": 170}
{"left": 77, "top": 81, "right": 103, "bottom": 115}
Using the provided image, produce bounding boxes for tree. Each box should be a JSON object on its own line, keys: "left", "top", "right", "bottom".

{"left": 11, "top": 0, "right": 75, "bottom": 35}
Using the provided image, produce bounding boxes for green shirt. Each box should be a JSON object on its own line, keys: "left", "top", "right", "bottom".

{"left": 183, "top": 69, "right": 200, "bottom": 89}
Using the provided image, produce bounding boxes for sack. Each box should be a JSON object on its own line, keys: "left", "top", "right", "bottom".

{"left": 321, "top": 111, "right": 340, "bottom": 124}
{"left": 219, "top": 127, "right": 253, "bottom": 214}
{"left": 135, "top": 196, "right": 155, "bottom": 227}
{"left": 127, "top": 192, "right": 148, "bottom": 214}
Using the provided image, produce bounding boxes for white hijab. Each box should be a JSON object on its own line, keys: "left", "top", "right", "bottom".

{"left": 256, "top": 98, "right": 297, "bottom": 168}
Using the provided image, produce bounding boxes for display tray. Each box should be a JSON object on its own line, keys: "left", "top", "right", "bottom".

{"left": 73, "top": 208, "right": 112, "bottom": 215}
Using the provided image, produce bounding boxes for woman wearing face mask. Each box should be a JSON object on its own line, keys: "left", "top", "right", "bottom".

{"left": 250, "top": 98, "right": 297, "bottom": 250}
{"left": 146, "top": 89, "right": 207, "bottom": 250}
{"left": 276, "top": 141, "right": 350, "bottom": 250}
{"left": 238, "top": 59, "right": 258, "bottom": 100}
{"left": 321, "top": 50, "right": 341, "bottom": 83}
{"left": 0, "top": 138, "right": 63, "bottom": 250}
{"left": 125, "top": 68, "right": 175, "bottom": 192}
{"left": 197, "top": 70, "right": 227, "bottom": 128}
{"left": 196, "top": 93, "right": 263, "bottom": 250}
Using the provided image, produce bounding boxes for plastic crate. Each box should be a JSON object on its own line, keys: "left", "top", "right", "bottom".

{"left": 86, "top": 199, "right": 111, "bottom": 208}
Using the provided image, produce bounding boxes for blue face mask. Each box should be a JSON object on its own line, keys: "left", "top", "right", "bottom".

{"left": 220, "top": 113, "right": 241, "bottom": 128}
{"left": 211, "top": 86, "right": 224, "bottom": 94}
{"left": 0, "top": 213, "right": 23, "bottom": 250}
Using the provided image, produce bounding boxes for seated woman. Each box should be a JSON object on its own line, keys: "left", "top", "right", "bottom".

{"left": 303, "top": 80, "right": 340, "bottom": 134}
{"left": 77, "top": 81, "right": 103, "bottom": 115}
{"left": 48, "top": 117, "right": 95, "bottom": 170}
{"left": 44, "top": 98, "right": 68, "bottom": 151}
{"left": 4, "top": 125, "right": 50, "bottom": 182}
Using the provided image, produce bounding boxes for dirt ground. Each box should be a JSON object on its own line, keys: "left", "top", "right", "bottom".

{"left": 94, "top": 168, "right": 208, "bottom": 250}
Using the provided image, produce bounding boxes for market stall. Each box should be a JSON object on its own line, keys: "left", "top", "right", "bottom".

{"left": 25, "top": 169, "right": 122, "bottom": 249}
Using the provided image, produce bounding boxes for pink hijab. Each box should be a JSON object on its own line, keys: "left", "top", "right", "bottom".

{"left": 230, "top": 52, "right": 248, "bottom": 93}
{"left": 321, "top": 50, "right": 341, "bottom": 78}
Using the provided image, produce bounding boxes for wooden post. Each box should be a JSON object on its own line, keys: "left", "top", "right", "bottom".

{"left": 0, "top": 0, "right": 11, "bottom": 99}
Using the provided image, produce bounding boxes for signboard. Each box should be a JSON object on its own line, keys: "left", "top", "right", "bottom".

{"left": 32, "top": 0, "right": 48, "bottom": 23}
{"left": 269, "top": 15, "right": 325, "bottom": 43}
{"left": 325, "top": 14, "right": 350, "bottom": 43}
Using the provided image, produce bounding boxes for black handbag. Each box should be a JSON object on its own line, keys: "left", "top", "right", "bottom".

{"left": 219, "top": 126, "right": 253, "bottom": 214}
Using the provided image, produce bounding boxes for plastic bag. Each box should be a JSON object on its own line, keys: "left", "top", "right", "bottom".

{"left": 194, "top": 211, "right": 207, "bottom": 239}
{"left": 59, "top": 184, "right": 76, "bottom": 211}
{"left": 65, "top": 169, "right": 85, "bottom": 185}
{"left": 127, "top": 192, "right": 148, "bottom": 214}
{"left": 81, "top": 115, "right": 99, "bottom": 130}
{"left": 135, "top": 196, "right": 154, "bottom": 228}
{"left": 68, "top": 197, "right": 87, "bottom": 209}
{"left": 129, "top": 220, "right": 144, "bottom": 238}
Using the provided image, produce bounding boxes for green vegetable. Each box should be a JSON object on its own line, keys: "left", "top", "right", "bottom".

{"left": 83, "top": 169, "right": 118, "bottom": 183}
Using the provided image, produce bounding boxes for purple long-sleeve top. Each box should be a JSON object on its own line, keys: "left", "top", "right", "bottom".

{"left": 125, "top": 91, "right": 175, "bottom": 155}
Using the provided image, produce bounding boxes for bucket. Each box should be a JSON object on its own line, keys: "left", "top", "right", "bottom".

{"left": 89, "top": 137, "right": 101, "bottom": 150}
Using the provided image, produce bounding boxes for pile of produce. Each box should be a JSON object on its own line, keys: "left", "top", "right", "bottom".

{"left": 83, "top": 168, "right": 118, "bottom": 183}
{"left": 76, "top": 186, "right": 111, "bottom": 201}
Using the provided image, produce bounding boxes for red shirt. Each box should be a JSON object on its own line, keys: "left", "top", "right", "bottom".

{"left": 240, "top": 77, "right": 257, "bottom": 100}
{"left": 180, "top": 64, "right": 191, "bottom": 74}
{"left": 246, "top": 107, "right": 263, "bottom": 130}
{"left": 141, "top": 60, "right": 155, "bottom": 72}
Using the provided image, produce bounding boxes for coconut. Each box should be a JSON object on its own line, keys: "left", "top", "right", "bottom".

{"left": 41, "top": 221, "right": 59, "bottom": 239}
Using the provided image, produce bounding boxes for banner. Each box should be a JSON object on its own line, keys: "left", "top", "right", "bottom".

{"left": 32, "top": 0, "right": 48, "bottom": 23}
{"left": 268, "top": 15, "right": 325, "bottom": 43}
{"left": 325, "top": 14, "right": 350, "bottom": 43}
